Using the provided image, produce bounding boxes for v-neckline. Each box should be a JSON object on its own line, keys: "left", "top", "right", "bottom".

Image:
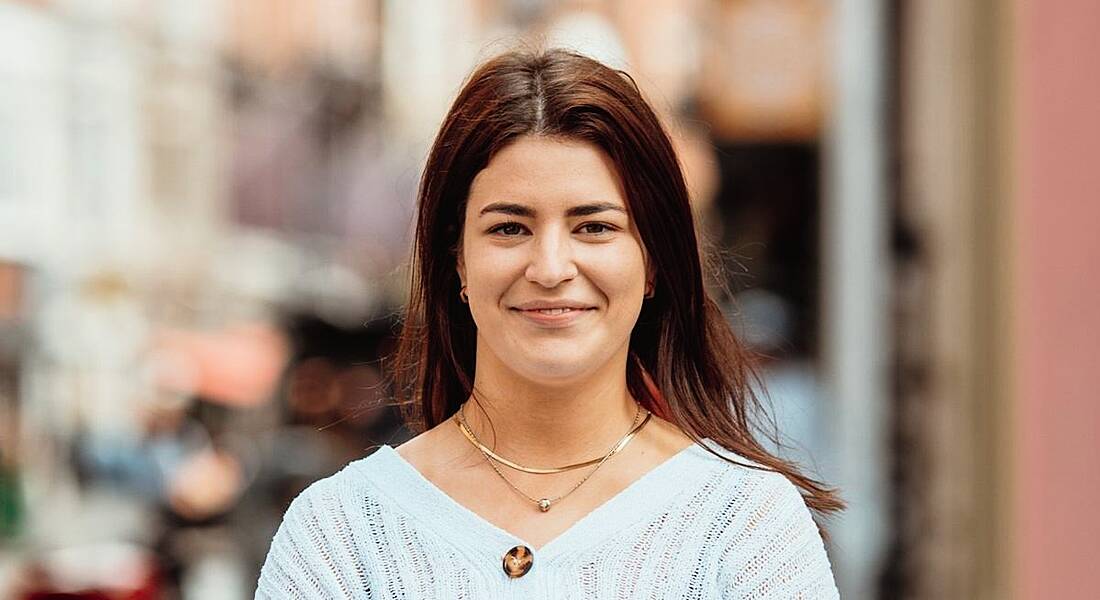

{"left": 356, "top": 439, "right": 715, "bottom": 562}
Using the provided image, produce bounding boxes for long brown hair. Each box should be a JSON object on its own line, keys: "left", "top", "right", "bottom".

{"left": 391, "top": 48, "right": 843, "bottom": 519}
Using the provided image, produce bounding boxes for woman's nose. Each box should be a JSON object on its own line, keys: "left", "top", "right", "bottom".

{"left": 524, "top": 231, "right": 578, "bottom": 288}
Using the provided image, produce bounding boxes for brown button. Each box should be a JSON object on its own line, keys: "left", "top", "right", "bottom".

{"left": 502, "top": 545, "right": 533, "bottom": 578}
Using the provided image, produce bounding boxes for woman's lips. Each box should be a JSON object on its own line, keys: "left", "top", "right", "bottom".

{"left": 510, "top": 307, "right": 596, "bottom": 327}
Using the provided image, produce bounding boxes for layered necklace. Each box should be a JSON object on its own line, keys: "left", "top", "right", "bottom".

{"left": 453, "top": 401, "right": 652, "bottom": 512}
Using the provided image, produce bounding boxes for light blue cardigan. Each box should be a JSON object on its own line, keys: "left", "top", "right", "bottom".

{"left": 256, "top": 439, "right": 838, "bottom": 599}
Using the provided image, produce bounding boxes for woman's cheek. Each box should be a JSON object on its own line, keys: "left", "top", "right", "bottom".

{"left": 601, "top": 248, "right": 647, "bottom": 297}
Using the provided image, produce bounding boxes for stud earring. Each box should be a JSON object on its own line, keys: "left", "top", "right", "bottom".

{"left": 459, "top": 286, "right": 469, "bottom": 303}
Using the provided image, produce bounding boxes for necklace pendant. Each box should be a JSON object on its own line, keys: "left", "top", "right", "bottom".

{"left": 537, "top": 498, "right": 552, "bottom": 512}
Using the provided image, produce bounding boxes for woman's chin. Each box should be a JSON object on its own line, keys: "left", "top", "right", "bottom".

{"left": 511, "top": 356, "right": 602, "bottom": 385}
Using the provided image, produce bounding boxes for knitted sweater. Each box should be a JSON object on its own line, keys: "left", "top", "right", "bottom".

{"left": 255, "top": 439, "right": 839, "bottom": 599}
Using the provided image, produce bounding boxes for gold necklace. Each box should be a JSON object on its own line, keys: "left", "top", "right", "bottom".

{"left": 455, "top": 403, "right": 651, "bottom": 473}
{"left": 454, "top": 402, "right": 652, "bottom": 512}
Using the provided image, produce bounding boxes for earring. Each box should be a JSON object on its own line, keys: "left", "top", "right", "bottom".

{"left": 459, "top": 286, "right": 469, "bottom": 303}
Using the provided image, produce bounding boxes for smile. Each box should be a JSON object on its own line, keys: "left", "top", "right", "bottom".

{"left": 531, "top": 308, "right": 580, "bottom": 315}
{"left": 510, "top": 307, "right": 596, "bottom": 327}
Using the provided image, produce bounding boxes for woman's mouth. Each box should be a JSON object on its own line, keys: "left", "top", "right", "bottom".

{"left": 511, "top": 307, "right": 596, "bottom": 327}
{"left": 531, "top": 307, "right": 579, "bottom": 315}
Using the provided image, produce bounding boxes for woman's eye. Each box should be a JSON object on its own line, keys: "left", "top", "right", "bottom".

{"left": 488, "top": 222, "right": 527, "bottom": 236}
{"left": 578, "top": 222, "right": 616, "bottom": 235}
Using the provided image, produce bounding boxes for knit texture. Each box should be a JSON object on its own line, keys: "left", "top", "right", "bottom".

{"left": 256, "top": 439, "right": 839, "bottom": 599}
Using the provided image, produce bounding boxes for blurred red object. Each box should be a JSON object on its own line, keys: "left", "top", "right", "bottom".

{"left": 0, "top": 260, "right": 25, "bottom": 321}
{"left": 11, "top": 543, "right": 161, "bottom": 600}
{"left": 151, "top": 323, "right": 289, "bottom": 407}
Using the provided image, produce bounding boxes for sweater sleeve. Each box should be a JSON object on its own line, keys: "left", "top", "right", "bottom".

{"left": 254, "top": 477, "right": 368, "bottom": 600}
{"left": 718, "top": 471, "right": 840, "bottom": 599}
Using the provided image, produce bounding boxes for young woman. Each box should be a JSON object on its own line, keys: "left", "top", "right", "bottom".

{"left": 257, "top": 48, "right": 843, "bottom": 599}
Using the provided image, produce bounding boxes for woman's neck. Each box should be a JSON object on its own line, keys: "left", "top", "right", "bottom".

{"left": 461, "top": 347, "right": 640, "bottom": 467}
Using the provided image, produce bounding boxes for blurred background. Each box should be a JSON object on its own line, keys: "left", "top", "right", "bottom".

{"left": 0, "top": 0, "right": 1096, "bottom": 598}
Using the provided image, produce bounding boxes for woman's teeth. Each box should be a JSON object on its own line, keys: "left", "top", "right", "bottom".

{"left": 534, "top": 308, "right": 574, "bottom": 315}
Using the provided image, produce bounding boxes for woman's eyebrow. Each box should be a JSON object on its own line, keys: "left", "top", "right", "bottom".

{"left": 566, "top": 202, "right": 627, "bottom": 217}
{"left": 479, "top": 202, "right": 533, "bottom": 217}
{"left": 478, "top": 201, "right": 626, "bottom": 218}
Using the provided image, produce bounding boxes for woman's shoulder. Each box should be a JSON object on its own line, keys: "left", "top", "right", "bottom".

{"left": 649, "top": 422, "right": 801, "bottom": 504}
{"left": 686, "top": 440, "right": 829, "bottom": 572}
{"left": 257, "top": 448, "right": 403, "bottom": 597}
{"left": 687, "top": 438, "right": 811, "bottom": 511}
{"left": 279, "top": 445, "right": 401, "bottom": 520}
{"left": 688, "top": 437, "right": 771, "bottom": 475}
{"left": 686, "top": 441, "right": 837, "bottom": 596}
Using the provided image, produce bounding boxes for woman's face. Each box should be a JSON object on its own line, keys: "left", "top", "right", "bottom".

{"left": 458, "top": 135, "right": 652, "bottom": 385}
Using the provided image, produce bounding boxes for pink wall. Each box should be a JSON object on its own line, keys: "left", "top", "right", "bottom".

{"left": 1014, "top": 1, "right": 1100, "bottom": 598}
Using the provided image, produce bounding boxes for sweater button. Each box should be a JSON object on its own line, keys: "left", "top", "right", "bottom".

{"left": 502, "top": 545, "right": 533, "bottom": 578}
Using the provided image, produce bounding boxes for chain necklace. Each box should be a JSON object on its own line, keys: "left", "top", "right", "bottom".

{"left": 455, "top": 403, "right": 651, "bottom": 474}
{"left": 453, "top": 402, "right": 652, "bottom": 512}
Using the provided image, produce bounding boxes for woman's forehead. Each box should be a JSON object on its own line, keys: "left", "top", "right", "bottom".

{"left": 467, "top": 136, "right": 627, "bottom": 214}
